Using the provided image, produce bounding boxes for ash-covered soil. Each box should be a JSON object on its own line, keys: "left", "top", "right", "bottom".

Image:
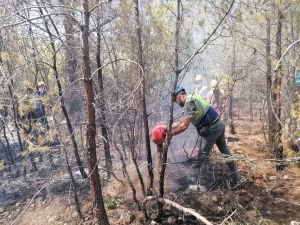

{"left": 1, "top": 120, "right": 300, "bottom": 225}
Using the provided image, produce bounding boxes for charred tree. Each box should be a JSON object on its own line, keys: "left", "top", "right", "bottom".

{"left": 133, "top": 0, "right": 154, "bottom": 195}
{"left": 96, "top": 4, "right": 113, "bottom": 175}
{"left": 274, "top": 6, "right": 284, "bottom": 171}
{"left": 266, "top": 17, "right": 276, "bottom": 145}
{"left": 81, "top": 0, "right": 109, "bottom": 224}
{"left": 157, "top": 0, "right": 182, "bottom": 219}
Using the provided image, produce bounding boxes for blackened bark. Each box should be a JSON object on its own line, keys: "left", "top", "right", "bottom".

{"left": 96, "top": 8, "right": 113, "bottom": 175}
{"left": 8, "top": 83, "right": 24, "bottom": 153}
{"left": 2, "top": 125, "right": 14, "bottom": 164}
{"left": 274, "top": 8, "right": 284, "bottom": 171}
{"left": 134, "top": 0, "right": 153, "bottom": 195}
{"left": 158, "top": 0, "right": 181, "bottom": 219}
{"left": 228, "top": 96, "right": 236, "bottom": 134}
{"left": 266, "top": 17, "right": 275, "bottom": 144}
{"left": 157, "top": 144, "right": 166, "bottom": 220}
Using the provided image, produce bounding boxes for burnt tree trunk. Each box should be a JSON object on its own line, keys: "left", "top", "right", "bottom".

{"left": 228, "top": 95, "right": 236, "bottom": 134}
{"left": 158, "top": 0, "right": 182, "bottom": 219}
{"left": 134, "top": 0, "right": 153, "bottom": 195}
{"left": 274, "top": 7, "right": 284, "bottom": 171}
{"left": 229, "top": 36, "right": 236, "bottom": 134}
{"left": 81, "top": 0, "right": 109, "bottom": 224}
{"left": 96, "top": 7, "right": 113, "bottom": 175}
{"left": 266, "top": 17, "right": 276, "bottom": 144}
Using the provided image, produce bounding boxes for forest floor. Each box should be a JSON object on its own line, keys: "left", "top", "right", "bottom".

{"left": 1, "top": 118, "right": 300, "bottom": 225}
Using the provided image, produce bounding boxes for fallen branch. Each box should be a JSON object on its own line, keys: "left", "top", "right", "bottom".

{"left": 142, "top": 196, "right": 213, "bottom": 225}
{"left": 221, "top": 209, "right": 237, "bottom": 225}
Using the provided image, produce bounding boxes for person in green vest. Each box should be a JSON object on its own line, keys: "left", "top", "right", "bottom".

{"left": 171, "top": 86, "right": 240, "bottom": 191}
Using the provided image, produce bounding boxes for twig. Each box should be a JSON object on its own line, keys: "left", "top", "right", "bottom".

{"left": 274, "top": 197, "right": 300, "bottom": 207}
{"left": 100, "top": 167, "right": 125, "bottom": 186}
{"left": 143, "top": 196, "right": 213, "bottom": 225}
{"left": 221, "top": 209, "right": 237, "bottom": 225}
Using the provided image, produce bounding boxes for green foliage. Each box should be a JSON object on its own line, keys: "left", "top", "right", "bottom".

{"left": 18, "top": 94, "right": 35, "bottom": 117}
{"left": 105, "top": 195, "right": 123, "bottom": 209}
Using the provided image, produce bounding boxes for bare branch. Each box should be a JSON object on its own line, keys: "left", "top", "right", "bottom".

{"left": 179, "top": 0, "right": 235, "bottom": 73}
{"left": 143, "top": 196, "right": 213, "bottom": 225}
{"left": 89, "top": 0, "right": 112, "bottom": 13}
{"left": 274, "top": 39, "right": 300, "bottom": 72}
{"left": 0, "top": 12, "right": 81, "bottom": 30}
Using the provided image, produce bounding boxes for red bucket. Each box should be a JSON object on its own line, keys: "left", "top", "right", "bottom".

{"left": 150, "top": 124, "right": 167, "bottom": 145}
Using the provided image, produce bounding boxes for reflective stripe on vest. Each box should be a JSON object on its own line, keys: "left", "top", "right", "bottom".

{"left": 185, "top": 94, "right": 210, "bottom": 125}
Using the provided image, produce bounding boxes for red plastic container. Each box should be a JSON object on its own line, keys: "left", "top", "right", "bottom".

{"left": 150, "top": 124, "right": 167, "bottom": 145}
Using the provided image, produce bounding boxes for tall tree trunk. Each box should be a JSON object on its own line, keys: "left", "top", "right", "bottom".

{"left": 158, "top": 0, "right": 181, "bottom": 219}
{"left": 134, "top": 0, "right": 153, "bottom": 195}
{"left": 266, "top": 16, "right": 275, "bottom": 144}
{"left": 96, "top": 4, "right": 113, "bottom": 175}
{"left": 274, "top": 6, "right": 284, "bottom": 171}
{"left": 81, "top": 0, "right": 109, "bottom": 224}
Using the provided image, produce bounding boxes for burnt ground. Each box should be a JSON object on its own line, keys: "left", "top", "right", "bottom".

{"left": 0, "top": 119, "right": 300, "bottom": 225}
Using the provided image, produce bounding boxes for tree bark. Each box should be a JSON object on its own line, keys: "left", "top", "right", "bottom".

{"left": 157, "top": 0, "right": 182, "bottom": 219}
{"left": 96, "top": 4, "right": 113, "bottom": 175}
{"left": 266, "top": 16, "right": 275, "bottom": 144}
{"left": 81, "top": 0, "right": 109, "bottom": 224}
{"left": 274, "top": 6, "right": 284, "bottom": 171}
{"left": 133, "top": 0, "right": 153, "bottom": 195}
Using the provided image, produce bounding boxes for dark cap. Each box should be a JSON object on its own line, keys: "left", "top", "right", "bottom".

{"left": 175, "top": 86, "right": 186, "bottom": 96}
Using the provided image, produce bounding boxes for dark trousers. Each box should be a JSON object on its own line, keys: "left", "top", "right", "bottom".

{"left": 197, "top": 120, "right": 239, "bottom": 185}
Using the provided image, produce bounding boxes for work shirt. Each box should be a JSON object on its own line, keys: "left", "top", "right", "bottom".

{"left": 184, "top": 95, "right": 219, "bottom": 128}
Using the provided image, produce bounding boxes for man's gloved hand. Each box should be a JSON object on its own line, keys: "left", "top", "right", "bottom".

{"left": 150, "top": 123, "right": 167, "bottom": 145}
